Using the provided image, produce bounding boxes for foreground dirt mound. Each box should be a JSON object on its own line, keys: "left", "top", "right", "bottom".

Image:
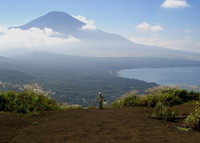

{"left": 0, "top": 105, "right": 199, "bottom": 143}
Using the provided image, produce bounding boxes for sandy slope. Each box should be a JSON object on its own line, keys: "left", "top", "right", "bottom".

{"left": 0, "top": 105, "right": 199, "bottom": 143}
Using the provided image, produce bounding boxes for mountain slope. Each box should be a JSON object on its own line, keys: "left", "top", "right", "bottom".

{"left": 9, "top": 11, "right": 200, "bottom": 59}
{"left": 14, "top": 11, "right": 85, "bottom": 35}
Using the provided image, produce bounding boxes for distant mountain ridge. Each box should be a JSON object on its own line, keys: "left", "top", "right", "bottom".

{"left": 7, "top": 11, "right": 200, "bottom": 59}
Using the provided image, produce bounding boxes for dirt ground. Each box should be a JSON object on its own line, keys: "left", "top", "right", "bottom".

{"left": 0, "top": 105, "right": 199, "bottom": 143}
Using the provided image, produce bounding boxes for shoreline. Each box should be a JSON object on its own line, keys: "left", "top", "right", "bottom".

{"left": 117, "top": 67, "right": 200, "bottom": 89}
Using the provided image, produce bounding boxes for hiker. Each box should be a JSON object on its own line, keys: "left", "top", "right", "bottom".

{"left": 97, "top": 92, "right": 105, "bottom": 109}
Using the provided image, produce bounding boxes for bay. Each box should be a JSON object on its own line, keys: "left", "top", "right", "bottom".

{"left": 119, "top": 67, "right": 200, "bottom": 85}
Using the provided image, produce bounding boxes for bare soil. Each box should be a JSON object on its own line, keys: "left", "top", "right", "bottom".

{"left": 0, "top": 104, "right": 199, "bottom": 143}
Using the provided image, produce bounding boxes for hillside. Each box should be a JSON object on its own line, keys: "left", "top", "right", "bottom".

{"left": 1, "top": 52, "right": 200, "bottom": 106}
{"left": 1, "top": 105, "right": 200, "bottom": 143}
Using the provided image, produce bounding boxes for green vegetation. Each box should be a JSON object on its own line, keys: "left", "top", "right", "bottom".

{"left": 0, "top": 69, "right": 157, "bottom": 107}
{"left": 112, "top": 86, "right": 200, "bottom": 108}
{"left": 0, "top": 90, "right": 59, "bottom": 114}
{"left": 112, "top": 86, "right": 200, "bottom": 123}
{"left": 184, "top": 103, "right": 200, "bottom": 130}
{"left": 60, "top": 104, "right": 82, "bottom": 110}
{"left": 87, "top": 105, "right": 98, "bottom": 109}
{"left": 177, "top": 127, "right": 190, "bottom": 132}
{"left": 2, "top": 53, "right": 200, "bottom": 106}
{"left": 112, "top": 91, "right": 148, "bottom": 107}
{"left": 152, "top": 102, "right": 178, "bottom": 121}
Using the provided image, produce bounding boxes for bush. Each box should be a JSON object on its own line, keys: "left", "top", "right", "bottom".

{"left": 147, "top": 94, "right": 160, "bottom": 107}
{"left": 0, "top": 90, "right": 60, "bottom": 114}
{"left": 152, "top": 102, "right": 165, "bottom": 117}
{"left": 146, "top": 86, "right": 200, "bottom": 107}
{"left": 122, "top": 94, "right": 137, "bottom": 107}
{"left": 134, "top": 96, "right": 148, "bottom": 107}
{"left": 174, "top": 89, "right": 189, "bottom": 102}
{"left": 163, "top": 108, "right": 178, "bottom": 121}
{"left": 152, "top": 102, "right": 178, "bottom": 121}
{"left": 111, "top": 86, "right": 200, "bottom": 108}
{"left": 184, "top": 103, "right": 200, "bottom": 130}
{"left": 159, "top": 93, "right": 183, "bottom": 106}
{"left": 112, "top": 94, "right": 138, "bottom": 107}
{"left": 188, "top": 91, "right": 200, "bottom": 101}
{"left": 111, "top": 100, "right": 122, "bottom": 107}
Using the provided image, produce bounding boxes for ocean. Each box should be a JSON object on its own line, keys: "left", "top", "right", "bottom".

{"left": 118, "top": 67, "right": 200, "bottom": 86}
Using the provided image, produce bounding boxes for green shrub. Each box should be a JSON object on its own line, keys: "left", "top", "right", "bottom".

{"left": 153, "top": 102, "right": 165, "bottom": 117}
{"left": 163, "top": 108, "right": 178, "bottom": 121}
{"left": 184, "top": 103, "right": 200, "bottom": 130}
{"left": 146, "top": 87, "right": 199, "bottom": 107}
{"left": 0, "top": 90, "right": 60, "bottom": 114}
{"left": 152, "top": 102, "right": 178, "bottom": 121}
{"left": 122, "top": 94, "right": 137, "bottom": 107}
{"left": 134, "top": 96, "right": 148, "bottom": 107}
{"left": 111, "top": 100, "right": 122, "bottom": 107}
{"left": 188, "top": 91, "right": 200, "bottom": 101}
{"left": 112, "top": 86, "right": 200, "bottom": 108}
{"left": 174, "top": 89, "right": 190, "bottom": 102}
{"left": 160, "top": 93, "right": 183, "bottom": 106}
{"left": 112, "top": 94, "right": 138, "bottom": 107}
{"left": 147, "top": 94, "right": 160, "bottom": 107}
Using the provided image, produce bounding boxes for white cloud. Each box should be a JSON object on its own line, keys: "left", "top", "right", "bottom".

{"left": 72, "top": 15, "right": 97, "bottom": 30}
{"left": 161, "top": 0, "right": 191, "bottom": 8}
{"left": 136, "top": 22, "right": 164, "bottom": 32}
{"left": 0, "top": 26, "right": 80, "bottom": 52}
{"left": 129, "top": 35, "right": 200, "bottom": 53}
{"left": 151, "top": 25, "right": 164, "bottom": 32}
{"left": 185, "top": 29, "right": 196, "bottom": 33}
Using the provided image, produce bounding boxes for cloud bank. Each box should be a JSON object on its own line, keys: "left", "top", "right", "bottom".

{"left": 136, "top": 22, "right": 164, "bottom": 32}
{"left": 129, "top": 35, "right": 200, "bottom": 53}
{"left": 0, "top": 26, "right": 80, "bottom": 54}
{"left": 161, "top": 0, "right": 191, "bottom": 8}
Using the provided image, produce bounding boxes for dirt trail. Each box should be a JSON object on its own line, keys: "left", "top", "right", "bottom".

{"left": 0, "top": 105, "right": 199, "bottom": 143}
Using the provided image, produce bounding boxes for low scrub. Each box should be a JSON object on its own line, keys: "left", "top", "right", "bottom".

{"left": 112, "top": 86, "right": 200, "bottom": 108}
{"left": 153, "top": 102, "right": 178, "bottom": 121}
{"left": 0, "top": 90, "right": 60, "bottom": 114}
{"left": 184, "top": 103, "right": 200, "bottom": 130}
{"left": 60, "top": 104, "right": 82, "bottom": 110}
{"left": 112, "top": 93, "right": 137, "bottom": 107}
{"left": 146, "top": 86, "right": 195, "bottom": 107}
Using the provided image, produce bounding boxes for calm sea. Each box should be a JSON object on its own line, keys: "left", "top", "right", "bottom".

{"left": 119, "top": 67, "right": 200, "bottom": 85}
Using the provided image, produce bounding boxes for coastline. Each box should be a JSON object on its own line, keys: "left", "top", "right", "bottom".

{"left": 117, "top": 67, "right": 200, "bottom": 89}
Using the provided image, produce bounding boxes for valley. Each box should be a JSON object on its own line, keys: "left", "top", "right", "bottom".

{"left": 1, "top": 52, "right": 200, "bottom": 106}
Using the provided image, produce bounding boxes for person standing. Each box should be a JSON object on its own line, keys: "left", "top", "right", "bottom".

{"left": 97, "top": 92, "right": 105, "bottom": 109}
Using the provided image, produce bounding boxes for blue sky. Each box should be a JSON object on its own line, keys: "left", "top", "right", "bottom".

{"left": 0, "top": 0, "right": 200, "bottom": 53}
